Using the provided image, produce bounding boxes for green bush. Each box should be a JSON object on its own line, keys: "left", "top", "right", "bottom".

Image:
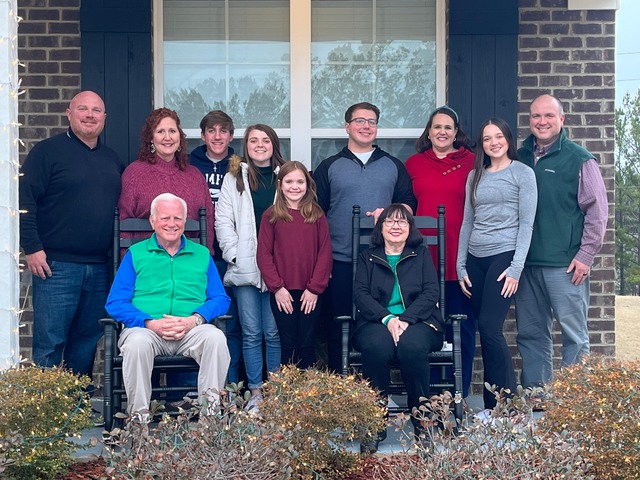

{"left": 541, "top": 356, "right": 640, "bottom": 480}
{"left": 0, "top": 366, "right": 93, "bottom": 480}
{"left": 260, "top": 365, "right": 386, "bottom": 479}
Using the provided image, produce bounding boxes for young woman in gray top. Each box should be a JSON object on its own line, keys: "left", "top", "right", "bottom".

{"left": 456, "top": 117, "right": 537, "bottom": 410}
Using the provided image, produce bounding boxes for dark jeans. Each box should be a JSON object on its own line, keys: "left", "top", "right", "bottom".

{"left": 319, "top": 260, "right": 352, "bottom": 373}
{"left": 270, "top": 289, "right": 321, "bottom": 369}
{"left": 353, "top": 321, "right": 443, "bottom": 415}
{"left": 467, "top": 251, "right": 518, "bottom": 409}
{"left": 32, "top": 260, "right": 109, "bottom": 379}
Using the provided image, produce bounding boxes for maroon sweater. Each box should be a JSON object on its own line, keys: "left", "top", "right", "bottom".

{"left": 118, "top": 157, "right": 215, "bottom": 252}
{"left": 257, "top": 208, "right": 333, "bottom": 295}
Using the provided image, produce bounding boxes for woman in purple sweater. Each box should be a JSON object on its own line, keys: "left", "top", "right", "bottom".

{"left": 117, "top": 108, "right": 215, "bottom": 399}
{"left": 118, "top": 108, "right": 214, "bottom": 253}
{"left": 257, "top": 161, "right": 332, "bottom": 368}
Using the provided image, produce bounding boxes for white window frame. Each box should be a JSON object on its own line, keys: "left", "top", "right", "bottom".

{"left": 153, "top": 0, "right": 446, "bottom": 166}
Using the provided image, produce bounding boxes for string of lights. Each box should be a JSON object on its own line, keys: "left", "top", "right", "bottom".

{"left": 0, "top": 1, "right": 22, "bottom": 369}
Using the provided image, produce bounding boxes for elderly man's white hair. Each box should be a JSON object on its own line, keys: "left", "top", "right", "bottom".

{"left": 150, "top": 193, "right": 188, "bottom": 219}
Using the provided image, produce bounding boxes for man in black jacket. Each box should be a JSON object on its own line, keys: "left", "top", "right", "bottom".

{"left": 20, "top": 91, "right": 125, "bottom": 379}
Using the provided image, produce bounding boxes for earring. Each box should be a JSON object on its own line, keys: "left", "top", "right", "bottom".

{"left": 177, "top": 146, "right": 182, "bottom": 153}
{"left": 150, "top": 143, "right": 156, "bottom": 154}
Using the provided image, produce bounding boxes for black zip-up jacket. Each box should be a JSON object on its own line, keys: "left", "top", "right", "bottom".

{"left": 353, "top": 245, "right": 444, "bottom": 336}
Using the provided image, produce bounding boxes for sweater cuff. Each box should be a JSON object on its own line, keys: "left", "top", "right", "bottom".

{"left": 382, "top": 315, "right": 394, "bottom": 326}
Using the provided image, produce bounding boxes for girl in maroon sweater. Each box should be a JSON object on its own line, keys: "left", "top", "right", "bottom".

{"left": 257, "top": 161, "right": 332, "bottom": 368}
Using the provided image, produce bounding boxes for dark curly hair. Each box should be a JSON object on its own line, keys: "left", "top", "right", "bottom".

{"left": 137, "top": 108, "right": 188, "bottom": 170}
{"left": 414, "top": 105, "right": 474, "bottom": 153}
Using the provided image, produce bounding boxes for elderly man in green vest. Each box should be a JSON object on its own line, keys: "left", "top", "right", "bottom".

{"left": 106, "top": 193, "right": 230, "bottom": 418}
{"left": 515, "top": 94, "right": 608, "bottom": 390}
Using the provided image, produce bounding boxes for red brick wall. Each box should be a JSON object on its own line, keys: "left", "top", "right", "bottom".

{"left": 18, "top": 0, "right": 81, "bottom": 159}
{"left": 17, "top": 0, "right": 88, "bottom": 372}
{"left": 487, "top": 0, "right": 616, "bottom": 391}
{"left": 16, "top": 0, "right": 617, "bottom": 396}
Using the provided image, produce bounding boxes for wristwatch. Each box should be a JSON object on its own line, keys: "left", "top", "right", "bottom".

{"left": 193, "top": 313, "right": 206, "bottom": 326}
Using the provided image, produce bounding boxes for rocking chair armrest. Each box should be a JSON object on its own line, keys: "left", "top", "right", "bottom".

{"left": 447, "top": 313, "right": 467, "bottom": 324}
{"left": 212, "top": 314, "right": 231, "bottom": 335}
{"left": 99, "top": 317, "right": 119, "bottom": 328}
{"left": 335, "top": 315, "right": 353, "bottom": 324}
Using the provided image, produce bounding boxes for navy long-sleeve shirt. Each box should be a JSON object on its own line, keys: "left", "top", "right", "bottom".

{"left": 19, "top": 128, "right": 124, "bottom": 262}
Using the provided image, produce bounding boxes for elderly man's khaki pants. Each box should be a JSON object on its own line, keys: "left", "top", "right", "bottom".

{"left": 118, "top": 324, "right": 231, "bottom": 416}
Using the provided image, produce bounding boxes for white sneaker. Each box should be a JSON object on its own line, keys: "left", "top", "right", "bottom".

{"left": 245, "top": 394, "right": 263, "bottom": 415}
{"left": 474, "top": 408, "right": 493, "bottom": 424}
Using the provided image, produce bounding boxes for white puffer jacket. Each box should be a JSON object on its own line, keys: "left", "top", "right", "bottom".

{"left": 215, "top": 156, "right": 268, "bottom": 291}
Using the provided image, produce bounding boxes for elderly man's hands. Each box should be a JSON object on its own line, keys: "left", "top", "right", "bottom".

{"left": 145, "top": 314, "right": 199, "bottom": 340}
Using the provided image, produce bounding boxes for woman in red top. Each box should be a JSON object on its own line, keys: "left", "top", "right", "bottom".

{"left": 404, "top": 105, "right": 477, "bottom": 398}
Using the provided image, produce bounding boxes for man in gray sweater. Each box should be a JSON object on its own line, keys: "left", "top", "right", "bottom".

{"left": 313, "top": 102, "right": 417, "bottom": 372}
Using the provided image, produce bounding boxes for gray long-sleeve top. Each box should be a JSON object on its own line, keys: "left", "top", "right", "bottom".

{"left": 456, "top": 160, "right": 538, "bottom": 280}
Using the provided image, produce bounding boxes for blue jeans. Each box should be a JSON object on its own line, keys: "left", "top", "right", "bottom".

{"left": 32, "top": 260, "right": 109, "bottom": 379}
{"left": 233, "top": 286, "right": 280, "bottom": 390}
{"left": 215, "top": 260, "right": 242, "bottom": 384}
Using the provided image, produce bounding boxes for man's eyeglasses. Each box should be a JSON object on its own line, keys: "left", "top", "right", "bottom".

{"left": 383, "top": 218, "right": 408, "bottom": 228}
{"left": 348, "top": 117, "right": 378, "bottom": 127}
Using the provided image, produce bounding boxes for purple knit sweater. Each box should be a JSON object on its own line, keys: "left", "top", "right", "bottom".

{"left": 118, "top": 157, "right": 215, "bottom": 252}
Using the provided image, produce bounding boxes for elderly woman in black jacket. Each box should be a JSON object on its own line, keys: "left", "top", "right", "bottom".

{"left": 353, "top": 204, "right": 444, "bottom": 452}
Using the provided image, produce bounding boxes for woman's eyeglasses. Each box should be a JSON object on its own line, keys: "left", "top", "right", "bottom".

{"left": 383, "top": 218, "right": 408, "bottom": 228}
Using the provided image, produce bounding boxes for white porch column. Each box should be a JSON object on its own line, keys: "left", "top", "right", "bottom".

{"left": 0, "top": 0, "right": 20, "bottom": 369}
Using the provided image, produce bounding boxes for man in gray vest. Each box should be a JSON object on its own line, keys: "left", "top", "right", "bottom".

{"left": 516, "top": 94, "right": 608, "bottom": 389}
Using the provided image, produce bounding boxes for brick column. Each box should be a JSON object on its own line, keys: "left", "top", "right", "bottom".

{"left": 516, "top": 0, "right": 616, "bottom": 367}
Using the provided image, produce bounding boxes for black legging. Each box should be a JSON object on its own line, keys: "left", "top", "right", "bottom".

{"left": 466, "top": 251, "right": 518, "bottom": 409}
{"left": 271, "top": 289, "right": 321, "bottom": 369}
{"left": 352, "top": 321, "right": 443, "bottom": 415}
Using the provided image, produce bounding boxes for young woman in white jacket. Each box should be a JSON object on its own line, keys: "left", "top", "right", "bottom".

{"left": 215, "top": 124, "right": 286, "bottom": 407}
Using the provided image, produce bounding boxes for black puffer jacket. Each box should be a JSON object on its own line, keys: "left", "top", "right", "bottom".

{"left": 353, "top": 245, "right": 444, "bottom": 336}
